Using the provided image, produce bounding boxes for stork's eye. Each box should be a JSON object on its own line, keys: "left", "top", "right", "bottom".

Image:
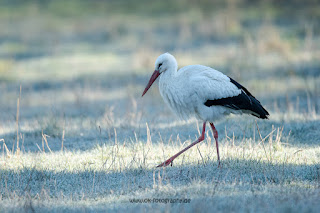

{"left": 158, "top": 63, "right": 163, "bottom": 68}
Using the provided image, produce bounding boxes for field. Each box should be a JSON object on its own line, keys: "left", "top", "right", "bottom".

{"left": 0, "top": 0, "right": 320, "bottom": 212}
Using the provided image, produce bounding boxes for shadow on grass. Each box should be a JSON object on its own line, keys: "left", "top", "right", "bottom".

{"left": 0, "top": 158, "right": 318, "bottom": 200}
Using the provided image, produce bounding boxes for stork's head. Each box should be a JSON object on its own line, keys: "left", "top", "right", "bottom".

{"left": 142, "top": 53, "right": 177, "bottom": 97}
{"left": 154, "top": 52, "right": 177, "bottom": 74}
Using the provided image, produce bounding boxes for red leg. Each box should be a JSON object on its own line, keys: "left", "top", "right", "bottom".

{"left": 157, "top": 122, "right": 206, "bottom": 167}
{"left": 210, "top": 123, "right": 221, "bottom": 167}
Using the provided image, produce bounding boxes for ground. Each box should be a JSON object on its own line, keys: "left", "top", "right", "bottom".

{"left": 0, "top": 0, "right": 320, "bottom": 212}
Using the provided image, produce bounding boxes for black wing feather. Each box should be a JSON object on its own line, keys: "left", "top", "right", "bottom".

{"left": 204, "top": 77, "right": 269, "bottom": 119}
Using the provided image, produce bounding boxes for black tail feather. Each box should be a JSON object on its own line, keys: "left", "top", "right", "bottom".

{"left": 205, "top": 76, "right": 269, "bottom": 119}
{"left": 246, "top": 95, "right": 269, "bottom": 119}
{"left": 204, "top": 92, "right": 269, "bottom": 119}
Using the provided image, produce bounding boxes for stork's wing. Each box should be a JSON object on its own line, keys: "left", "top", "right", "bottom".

{"left": 181, "top": 65, "right": 269, "bottom": 119}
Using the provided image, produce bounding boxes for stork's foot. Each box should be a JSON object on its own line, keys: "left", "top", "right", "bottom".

{"left": 156, "top": 157, "right": 174, "bottom": 168}
{"left": 217, "top": 161, "right": 222, "bottom": 168}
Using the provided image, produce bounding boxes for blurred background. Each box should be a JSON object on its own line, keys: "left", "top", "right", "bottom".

{"left": 0, "top": 0, "right": 319, "bottom": 151}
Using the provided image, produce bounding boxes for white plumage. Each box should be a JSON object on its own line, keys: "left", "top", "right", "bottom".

{"left": 142, "top": 53, "right": 269, "bottom": 167}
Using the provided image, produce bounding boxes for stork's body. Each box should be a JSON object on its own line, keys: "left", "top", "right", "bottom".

{"left": 142, "top": 53, "right": 269, "bottom": 167}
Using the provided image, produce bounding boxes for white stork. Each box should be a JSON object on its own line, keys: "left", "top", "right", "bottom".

{"left": 142, "top": 53, "right": 269, "bottom": 167}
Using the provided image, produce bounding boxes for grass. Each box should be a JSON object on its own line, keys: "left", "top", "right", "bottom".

{"left": 0, "top": 0, "right": 320, "bottom": 212}
{"left": 0, "top": 124, "right": 319, "bottom": 212}
{"left": 1, "top": 112, "right": 320, "bottom": 212}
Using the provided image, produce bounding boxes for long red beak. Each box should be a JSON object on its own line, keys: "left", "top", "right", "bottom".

{"left": 142, "top": 70, "right": 160, "bottom": 97}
